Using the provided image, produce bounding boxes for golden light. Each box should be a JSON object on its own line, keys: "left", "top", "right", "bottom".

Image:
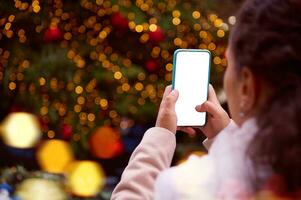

{"left": 135, "top": 82, "right": 144, "bottom": 91}
{"left": 67, "top": 161, "right": 105, "bottom": 197}
{"left": 217, "top": 29, "right": 225, "bottom": 38}
{"left": 192, "top": 11, "right": 201, "bottom": 19}
{"left": 149, "top": 24, "right": 157, "bottom": 32}
{"left": 172, "top": 17, "right": 181, "bottom": 26}
{"left": 114, "top": 71, "right": 122, "bottom": 80}
{"left": 16, "top": 178, "right": 66, "bottom": 200}
{"left": 75, "top": 86, "right": 83, "bottom": 94}
{"left": 135, "top": 25, "right": 143, "bottom": 33}
{"left": 99, "top": 99, "right": 108, "bottom": 108}
{"left": 199, "top": 31, "right": 208, "bottom": 38}
{"left": 0, "top": 112, "right": 41, "bottom": 148}
{"left": 37, "top": 139, "right": 74, "bottom": 174}
{"left": 165, "top": 63, "right": 173, "bottom": 72}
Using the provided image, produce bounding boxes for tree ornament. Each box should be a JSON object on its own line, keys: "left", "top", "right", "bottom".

{"left": 89, "top": 126, "right": 123, "bottom": 159}
{"left": 149, "top": 26, "right": 165, "bottom": 43}
{"left": 0, "top": 112, "right": 41, "bottom": 148}
{"left": 110, "top": 12, "right": 129, "bottom": 29}
{"left": 145, "top": 59, "right": 160, "bottom": 72}
{"left": 43, "top": 26, "right": 62, "bottom": 43}
{"left": 16, "top": 178, "right": 66, "bottom": 200}
{"left": 37, "top": 140, "right": 74, "bottom": 174}
{"left": 60, "top": 123, "right": 72, "bottom": 140}
{"left": 66, "top": 161, "right": 105, "bottom": 197}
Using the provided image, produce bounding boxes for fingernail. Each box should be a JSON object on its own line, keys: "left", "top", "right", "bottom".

{"left": 195, "top": 105, "right": 201, "bottom": 110}
{"left": 171, "top": 90, "right": 178, "bottom": 96}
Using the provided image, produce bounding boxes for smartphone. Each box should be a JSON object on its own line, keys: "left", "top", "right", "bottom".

{"left": 172, "top": 49, "right": 211, "bottom": 127}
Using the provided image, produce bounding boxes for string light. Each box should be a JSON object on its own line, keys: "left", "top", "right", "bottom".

{"left": 1, "top": 0, "right": 229, "bottom": 155}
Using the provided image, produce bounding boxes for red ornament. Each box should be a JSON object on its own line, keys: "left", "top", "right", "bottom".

{"left": 149, "top": 26, "right": 165, "bottom": 43}
{"left": 145, "top": 59, "right": 160, "bottom": 72}
{"left": 44, "top": 26, "right": 62, "bottom": 43}
{"left": 110, "top": 12, "right": 129, "bottom": 29}
{"left": 89, "top": 126, "right": 123, "bottom": 159}
{"left": 60, "top": 123, "right": 73, "bottom": 140}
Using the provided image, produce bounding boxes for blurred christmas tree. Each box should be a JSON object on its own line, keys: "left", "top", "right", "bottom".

{"left": 0, "top": 0, "right": 236, "bottom": 199}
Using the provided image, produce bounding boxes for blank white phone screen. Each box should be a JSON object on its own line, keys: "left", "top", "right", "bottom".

{"left": 173, "top": 50, "right": 210, "bottom": 126}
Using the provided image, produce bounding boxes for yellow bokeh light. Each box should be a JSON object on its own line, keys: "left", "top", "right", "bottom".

{"left": 135, "top": 25, "right": 143, "bottom": 33}
{"left": 172, "top": 17, "right": 181, "bottom": 26}
{"left": 128, "top": 21, "right": 136, "bottom": 29}
{"left": 217, "top": 29, "right": 225, "bottom": 38}
{"left": 37, "top": 139, "right": 74, "bottom": 174}
{"left": 114, "top": 71, "right": 122, "bottom": 80}
{"left": 16, "top": 178, "right": 66, "bottom": 200}
{"left": 33, "top": 5, "right": 41, "bottom": 13}
{"left": 67, "top": 161, "right": 105, "bottom": 197}
{"left": 165, "top": 63, "right": 173, "bottom": 72}
{"left": 5, "top": 23, "right": 12, "bottom": 30}
{"left": 172, "top": 10, "right": 181, "bottom": 18}
{"left": 109, "top": 110, "right": 118, "bottom": 118}
{"left": 122, "top": 83, "right": 130, "bottom": 92}
{"left": 74, "top": 104, "right": 82, "bottom": 113}
{"left": 214, "top": 19, "right": 223, "bottom": 27}
{"left": 174, "top": 38, "right": 182, "bottom": 46}
{"left": 98, "top": 31, "right": 107, "bottom": 39}
{"left": 214, "top": 56, "right": 222, "bottom": 65}
{"left": 100, "top": 99, "right": 108, "bottom": 107}
{"left": 47, "top": 130, "right": 55, "bottom": 139}
{"left": 8, "top": 82, "right": 16, "bottom": 90}
{"left": 209, "top": 14, "right": 218, "bottom": 22}
{"left": 135, "top": 82, "right": 143, "bottom": 91}
{"left": 149, "top": 24, "right": 157, "bottom": 32}
{"left": 199, "top": 31, "right": 208, "bottom": 38}
{"left": 75, "top": 86, "right": 83, "bottom": 94}
{"left": 8, "top": 15, "right": 15, "bottom": 22}
{"left": 39, "top": 77, "right": 46, "bottom": 86}
{"left": 192, "top": 11, "right": 201, "bottom": 19}
{"left": 87, "top": 113, "right": 95, "bottom": 122}
{"left": 0, "top": 112, "right": 41, "bottom": 148}
{"left": 208, "top": 42, "right": 216, "bottom": 51}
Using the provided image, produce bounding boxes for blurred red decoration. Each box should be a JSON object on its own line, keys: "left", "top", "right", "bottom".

{"left": 110, "top": 12, "right": 129, "bottom": 29}
{"left": 44, "top": 26, "right": 62, "bottom": 42}
{"left": 145, "top": 59, "right": 160, "bottom": 72}
{"left": 149, "top": 26, "right": 165, "bottom": 43}
{"left": 60, "top": 123, "right": 72, "bottom": 140}
{"left": 89, "top": 126, "right": 123, "bottom": 159}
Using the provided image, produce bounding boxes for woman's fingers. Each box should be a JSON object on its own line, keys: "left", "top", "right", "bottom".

{"left": 195, "top": 101, "right": 221, "bottom": 118}
{"left": 177, "top": 127, "right": 196, "bottom": 135}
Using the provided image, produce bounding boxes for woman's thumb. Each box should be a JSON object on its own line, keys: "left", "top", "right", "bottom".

{"left": 195, "top": 101, "right": 220, "bottom": 117}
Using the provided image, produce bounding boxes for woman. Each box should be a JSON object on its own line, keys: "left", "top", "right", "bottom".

{"left": 111, "top": 0, "right": 301, "bottom": 199}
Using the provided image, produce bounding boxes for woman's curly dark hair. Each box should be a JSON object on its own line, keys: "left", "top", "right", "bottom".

{"left": 230, "top": 0, "right": 301, "bottom": 194}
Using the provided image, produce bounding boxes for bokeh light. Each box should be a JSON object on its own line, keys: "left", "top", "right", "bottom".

{"left": 0, "top": 112, "right": 41, "bottom": 148}
{"left": 37, "top": 139, "right": 74, "bottom": 173}
{"left": 67, "top": 161, "right": 105, "bottom": 197}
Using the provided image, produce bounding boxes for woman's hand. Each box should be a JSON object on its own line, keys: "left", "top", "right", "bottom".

{"left": 196, "top": 85, "right": 230, "bottom": 139}
{"left": 155, "top": 85, "right": 179, "bottom": 134}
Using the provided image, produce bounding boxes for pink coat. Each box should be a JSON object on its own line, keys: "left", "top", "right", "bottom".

{"left": 111, "top": 119, "right": 260, "bottom": 200}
